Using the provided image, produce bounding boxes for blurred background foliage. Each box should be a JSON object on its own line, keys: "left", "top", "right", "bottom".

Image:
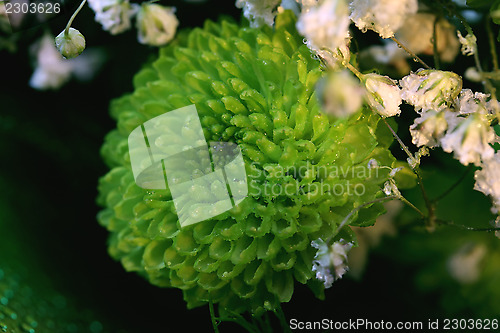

{"left": 0, "top": 0, "right": 499, "bottom": 332}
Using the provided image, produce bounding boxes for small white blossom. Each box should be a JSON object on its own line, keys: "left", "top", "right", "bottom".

{"left": 464, "top": 67, "right": 482, "bottom": 82}
{"left": 349, "top": 0, "right": 418, "bottom": 39}
{"left": 236, "top": 0, "right": 281, "bottom": 27}
{"left": 296, "top": 0, "right": 350, "bottom": 52}
{"left": 136, "top": 4, "right": 179, "bottom": 47}
{"left": 447, "top": 243, "right": 486, "bottom": 284}
{"left": 29, "top": 34, "right": 73, "bottom": 90}
{"left": 457, "top": 30, "right": 477, "bottom": 56}
{"left": 363, "top": 73, "right": 402, "bottom": 117}
{"left": 30, "top": 34, "right": 103, "bottom": 90}
{"left": 400, "top": 69, "right": 463, "bottom": 112}
{"left": 311, "top": 238, "right": 353, "bottom": 288}
{"left": 394, "top": 13, "right": 459, "bottom": 63}
{"left": 474, "top": 153, "right": 500, "bottom": 213}
{"left": 457, "top": 89, "right": 491, "bottom": 115}
{"left": 317, "top": 70, "right": 364, "bottom": 117}
{"left": 409, "top": 109, "right": 458, "bottom": 147}
{"left": 87, "top": 0, "right": 139, "bottom": 35}
{"left": 367, "top": 159, "right": 379, "bottom": 169}
{"left": 440, "top": 113, "right": 496, "bottom": 166}
{"left": 389, "top": 167, "right": 403, "bottom": 177}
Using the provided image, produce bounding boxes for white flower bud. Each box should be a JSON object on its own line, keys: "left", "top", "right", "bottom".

{"left": 440, "top": 113, "right": 496, "bottom": 166}
{"left": 137, "top": 4, "right": 178, "bottom": 47}
{"left": 464, "top": 67, "right": 482, "bottom": 82}
{"left": 363, "top": 73, "right": 402, "bottom": 117}
{"left": 297, "top": 0, "right": 351, "bottom": 52}
{"left": 55, "top": 28, "right": 86, "bottom": 59}
{"left": 236, "top": 0, "right": 281, "bottom": 27}
{"left": 409, "top": 109, "right": 457, "bottom": 147}
{"left": 317, "top": 70, "right": 364, "bottom": 117}
{"left": 400, "top": 69, "right": 463, "bottom": 111}
{"left": 87, "top": 0, "right": 138, "bottom": 35}
{"left": 474, "top": 153, "right": 500, "bottom": 214}
{"left": 457, "top": 30, "right": 477, "bottom": 56}
{"left": 311, "top": 238, "right": 353, "bottom": 288}
{"left": 349, "top": 0, "right": 418, "bottom": 39}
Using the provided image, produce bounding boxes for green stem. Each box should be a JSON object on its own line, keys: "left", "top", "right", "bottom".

{"left": 64, "top": 0, "right": 87, "bottom": 35}
{"left": 399, "top": 195, "right": 426, "bottom": 219}
{"left": 275, "top": 302, "right": 292, "bottom": 333}
{"left": 380, "top": 117, "right": 415, "bottom": 165}
{"left": 486, "top": 14, "right": 499, "bottom": 72}
{"left": 209, "top": 300, "right": 220, "bottom": 333}
{"left": 390, "top": 37, "right": 432, "bottom": 69}
{"left": 436, "top": 219, "right": 500, "bottom": 232}
{"left": 414, "top": 168, "right": 436, "bottom": 231}
{"left": 432, "top": 165, "right": 473, "bottom": 202}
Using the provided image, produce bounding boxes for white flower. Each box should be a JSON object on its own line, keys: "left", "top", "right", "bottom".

{"left": 136, "top": 4, "right": 178, "bottom": 47}
{"left": 55, "top": 28, "right": 86, "bottom": 59}
{"left": 400, "top": 69, "right": 463, "bottom": 112}
{"left": 464, "top": 67, "right": 482, "bottom": 82}
{"left": 317, "top": 70, "right": 364, "bottom": 117}
{"left": 311, "top": 238, "right": 353, "bottom": 288}
{"left": 457, "top": 30, "right": 477, "bottom": 56}
{"left": 394, "top": 13, "right": 459, "bottom": 63}
{"left": 440, "top": 113, "right": 496, "bottom": 166}
{"left": 363, "top": 73, "right": 402, "bottom": 117}
{"left": 29, "top": 34, "right": 73, "bottom": 90}
{"left": 447, "top": 243, "right": 486, "bottom": 284}
{"left": 409, "top": 109, "right": 457, "bottom": 147}
{"left": 474, "top": 153, "right": 500, "bottom": 213}
{"left": 457, "top": 89, "right": 490, "bottom": 115}
{"left": 30, "top": 34, "right": 104, "bottom": 90}
{"left": 349, "top": 0, "right": 418, "bottom": 39}
{"left": 87, "top": 0, "right": 138, "bottom": 35}
{"left": 296, "top": 0, "right": 351, "bottom": 52}
{"left": 134, "top": 4, "right": 179, "bottom": 47}
{"left": 235, "top": 0, "right": 281, "bottom": 27}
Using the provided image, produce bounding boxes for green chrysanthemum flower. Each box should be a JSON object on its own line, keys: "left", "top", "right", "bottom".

{"left": 97, "top": 11, "right": 396, "bottom": 314}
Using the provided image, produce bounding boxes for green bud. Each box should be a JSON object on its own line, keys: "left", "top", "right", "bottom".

{"left": 55, "top": 27, "right": 85, "bottom": 59}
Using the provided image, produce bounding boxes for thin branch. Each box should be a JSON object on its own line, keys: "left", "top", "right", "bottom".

{"left": 432, "top": 165, "right": 473, "bottom": 202}
{"left": 64, "top": 0, "right": 87, "bottom": 35}
{"left": 390, "top": 37, "right": 432, "bottom": 69}
{"left": 209, "top": 300, "right": 220, "bottom": 333}
{"left": 486, "top": 14, "right": 499, "bottom": 72}
{"left": 436, "top": 219, "right": 500, "bottom": 232}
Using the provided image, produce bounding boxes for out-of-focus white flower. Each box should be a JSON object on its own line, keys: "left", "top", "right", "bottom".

{"left": 55, "top": 28, "right": 86, "bottom": 59}
{"left": 236, "top": 0, "right": 281, "bottom": 27}
{"left": 363, "top": 73, "right": 402, "bottom": 117}
{"left": 311, "top": 238, "right": 353, "bottom": 288}
{"left": 464, "top": 67, "right": 482, "bottom": 82}
{"left": 317, "top": 70, "right": 364, "bottom": 117}
{"left": 400, "top": 69, "right": 463, "bottom": 111}
{"left": 440, "top": 113, "right": 496, "bottom": 166}
{"left": 409, "top": 109, "right": 457, "bottom": 147}
{"left": 457, "top": 89, "right": 490, "bottom": 115}
{"left": 136, "top": 4, "right": 178, "bottom": 46}
{"left": 395, "top": 13, "right": 460, "bottom": 63}
{"left": 457, "top": 30, "right": 477, "bottom": 56}
{"left": 474, "top": 153, "right": 500, "bottom": 213}
{"left": 30, "top": 34, "right": 104, "bottom": 90}
{"left": 296, "top": 0, "right": 350, "bottom": 52}
{"left": 30, "top": 34, "right": 73, "bottom": 90}
{"left": 87, "top": 0, "right": 139, "bottom": 35}
{"left": 448, "top": 243, "right": 486, "bottom": 284}
{"left": 495, "top": 217, "right": 500, "bottom": 239}
{"left": 349, "top": 0, "right": 418, "bottom": 39}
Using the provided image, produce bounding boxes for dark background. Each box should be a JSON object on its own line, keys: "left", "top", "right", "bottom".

{"left": 0, "top": 1, "right": 498, "bottom": 332}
